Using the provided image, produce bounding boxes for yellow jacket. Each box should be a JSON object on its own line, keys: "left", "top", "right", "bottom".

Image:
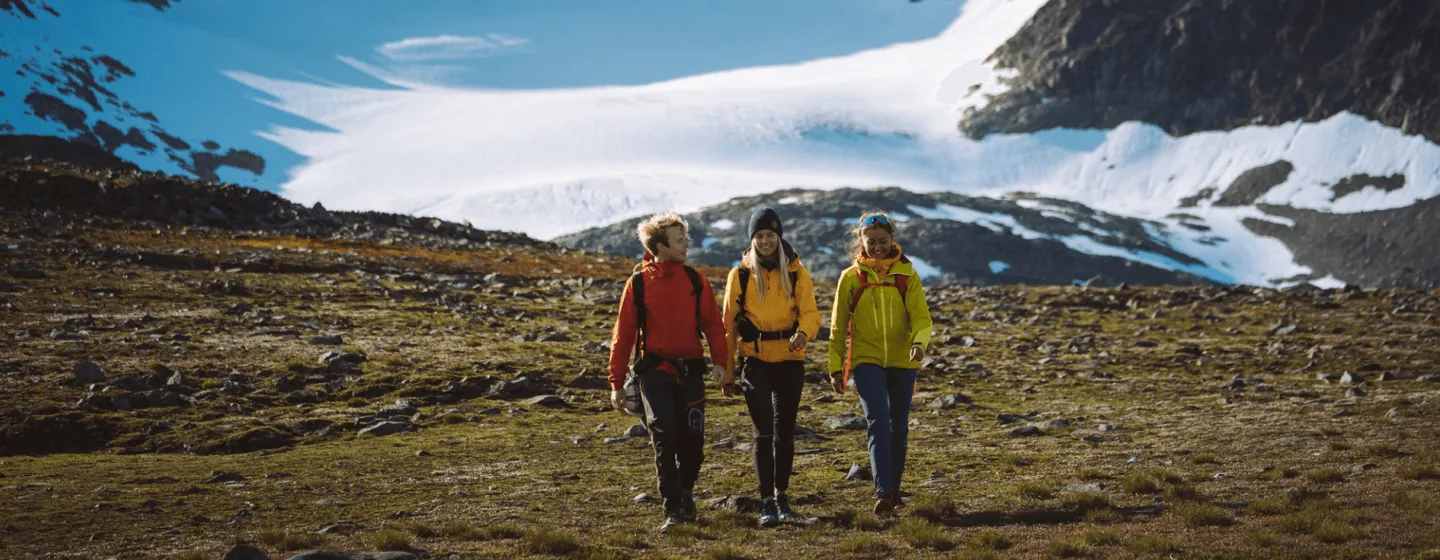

{"left": 722, "top": 247, "right": 822, "bottom": 377}
{"left": 827, "top": 254, "right": 934, "bottom": 374}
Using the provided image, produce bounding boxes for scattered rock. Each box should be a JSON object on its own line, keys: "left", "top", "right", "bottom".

{"left": 625, "top": 424, "right": 649, "bottom": 438}
{"left": 1038, "top": 419, "right": 1070, "bottom": 430}
{"left": 703, "top": 494, "right": 763, "bottom": 513}
{"left": 73, "top": 361, "right": 105, "bottom": 383}
{"left": 1385, "top": 407, "right": 1400, "bottom": 419}
{"left": 1340, "top": 372, "right": 1365, "bottom": 385}
{"left": 845, "top": 464, "right": 872, "bottom": 481}
{"left": 823, "top": 413, "right": 867, "bottom": 430}
{"left": 223, "top": 544, "right": 272, "bottom": 560}
{"left": 634, "top": 492, "right": 654, "bottom": 504}
{"left": 204, "top": 471, "right": 246, "bottom": 484}
{"left": 308, "top": 335, "right": 343, "bottom": 345}
{"left": 1010, "top": 425, "right": 1042, "bottom": 437}
{"left": 525, "top": 394, "right": 567, "bottom": 407}
{"left": 1346, "top": 388, "right": 1367, "bottom": 398}
{"left": 358, "top": 421, "right": 411, "bottom": 437}
{"left": 603, "top": 437, "right": 628, "bottom": 444}
{"left": 709, "top": 439, "right": 734, "bottom": 450}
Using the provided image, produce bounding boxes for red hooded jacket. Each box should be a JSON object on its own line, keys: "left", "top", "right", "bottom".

{"left": 607, "top": 256, "right": 729, "bottom": 390}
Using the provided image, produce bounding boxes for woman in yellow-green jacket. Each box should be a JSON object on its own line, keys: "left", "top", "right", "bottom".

{"left": 722, "top": 207, "right": 821, "bottom": 528}
{"left": 827, "top": 211, "right": 934, "bottom": 515}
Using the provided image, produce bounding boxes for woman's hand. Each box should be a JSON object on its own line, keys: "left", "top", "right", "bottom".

{"left": 717, "top": 365, "right": 735, "bottom": 397}
{"left": 910, "top": 344, "right": 925, "bottom": 363}
{"left": 610, "top": 390, "right": 625, "bottom": 414}
{"left": 830, "top": 373, "right": 845, "bottom": 394}
{"left": 788, "top": 330, "right": 809, "bottom": 352}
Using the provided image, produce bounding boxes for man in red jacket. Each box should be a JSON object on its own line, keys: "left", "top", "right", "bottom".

{"left": 608, "top": 212, "right": 730, "bottom": 533}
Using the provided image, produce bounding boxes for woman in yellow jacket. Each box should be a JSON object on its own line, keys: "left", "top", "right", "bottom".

{"left": 722, "top": 207, "right": 821, "bottom": 528}
{"left": 827, "top": 211, "right": 933, "bottom": 515}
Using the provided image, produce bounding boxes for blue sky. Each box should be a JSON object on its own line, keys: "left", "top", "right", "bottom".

{"left": 6, "top": 0, "right": 963, "bottom": 189}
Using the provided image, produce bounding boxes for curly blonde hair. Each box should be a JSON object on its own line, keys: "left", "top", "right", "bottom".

{"left": 849, "top": 210, "right": 899, "bottom": 258}
{"left": 636, "top": 212, "right": 689, "bottom": 256}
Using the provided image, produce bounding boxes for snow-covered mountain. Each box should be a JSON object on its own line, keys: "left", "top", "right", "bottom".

{"left": 4, "top": 0, "right": 1438, "bottom": 288}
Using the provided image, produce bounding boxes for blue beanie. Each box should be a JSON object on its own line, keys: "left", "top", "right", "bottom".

{"left": 747, "top": 207, "right": 782, "bottom": 238}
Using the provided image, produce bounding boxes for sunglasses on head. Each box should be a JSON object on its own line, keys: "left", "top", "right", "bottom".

{"left": 860, "top": 215, "right": 891, "bottom": 227}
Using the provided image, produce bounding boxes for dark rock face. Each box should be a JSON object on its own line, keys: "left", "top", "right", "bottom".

{"left": 557, "top": 187, "right": 1209, "bottom": 286}
{"left": 5, "top": 6, "right": 264, "bottom": 183}
{"left": 1245, "top": 196, "right": 1440, "bottom": 289}
{"left": 1214, "top": 161, "right": 1294, "bottom": 207}
{"left": 1328, "top": 174, "right": 1405, "bottom": 201}
{"left": 961, "top": 0, "right": 1440, "bottom": 143}
{"left": 0, "top": 160, "right": 546, "bottom": 250}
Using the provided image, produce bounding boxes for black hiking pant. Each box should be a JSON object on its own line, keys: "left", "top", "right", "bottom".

{"left": 638, "top": 360, "right": 707, "bottom": 515}
{"left": 740, "top": 358, "right": 804, "bottom": 499}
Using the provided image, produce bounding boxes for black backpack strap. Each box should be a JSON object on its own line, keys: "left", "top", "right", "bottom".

{"left": 630, "top": 271, "right": 646, "bottom": 361}
{"left": 737, "top": 267, "right": 751, "bottom": 320}
{"left": 683, "top": 265, "right": 704, "bottom": 340}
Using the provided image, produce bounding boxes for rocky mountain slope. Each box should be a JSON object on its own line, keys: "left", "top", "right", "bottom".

{"left": 959, "top": 0, "right": 1440, "bottom": 142}
{"left": 557, "top": 187, "right": 1212, "bottom": 287}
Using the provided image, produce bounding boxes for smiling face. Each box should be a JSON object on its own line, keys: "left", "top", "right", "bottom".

{"left": 654, "top": 224, "right": 689, "bottom": 263}
{"left": 752, "top": 229, "right": 779, "bottom": 258}
{"left": 862, "top": 227, "right": 893, "bottom": 259}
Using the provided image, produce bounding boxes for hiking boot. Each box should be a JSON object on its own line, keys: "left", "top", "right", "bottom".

{"left": 658, "top": 513, "right": 684, "bottom": 533}
{"left": 679, "top": 493, "right": 698, "bottom": 522}
{"left": 891, "top": 489, "right": 906, "bottom": 510}
{"left": 759, "top": 498, "right": 781, "bottom": 528}
{"left": 873, "top": 496, "right": 895, "bottom": 516}
{"left": 776, "top": 493, "right": 800, "bottom": 522}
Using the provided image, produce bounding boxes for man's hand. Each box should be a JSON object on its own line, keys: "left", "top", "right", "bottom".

{"left": 788, "top": 331, "right": 809, "bottom": 352}
{"left": 910, "top": 344, "right": 925, "bottom": 363}
{"left": 830, "top": 373, "right": 845, "bottom": 394}
{"left": 713, "top": 365, "right": 734, "bottom": 396}
{"left": 610, "top": 390, "right": 625, "bottom": 414}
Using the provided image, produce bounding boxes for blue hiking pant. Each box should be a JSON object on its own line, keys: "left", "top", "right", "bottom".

{"left": 852, "top": 364, "right": 917, "bottom": 498}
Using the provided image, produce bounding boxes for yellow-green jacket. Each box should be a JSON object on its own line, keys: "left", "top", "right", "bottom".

{"left": 722, "top": 247, "right": 822, "bottom": 379}
{"left": 827, "top": 256, "right": 934, "bottom": 374}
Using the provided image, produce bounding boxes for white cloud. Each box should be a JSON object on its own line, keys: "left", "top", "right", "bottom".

{"left": 375, "top": 34, "right": 530, "bottom": 62}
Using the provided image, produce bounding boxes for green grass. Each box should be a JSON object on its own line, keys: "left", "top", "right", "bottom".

{"left": 1389, "top": 489, "right": 1440, "bottom": 516}
{"left": 1128, "top": 534, "right": 1183, "bottom": 554}
{"left": 1261, "top": 467, "right": 1301, "bottom": 480}
{"left": 1084, "top": 508, "right": 1123, "bottom": 524}
{"left": 1059, "top": 492, "right": 1111, "bottom": 511}
{"left": 524, "top": 527, "right": 584, "bottom": 555}
{"left": 1046, "top": 538, "right": 1092, "bottom": 558}
{"left": 439, "top": 521, "right": 485, "bottom": 541}
{"left": 1015, "top": 480, "right": 1058, "bottom": 500}
{"left": 969, "top": 530, "right": 1013, "bottom": 551}
{"left": 1304, "top": 468, "right": 1346, "bottom": 483}
{"left": 1121, "top": 472, "right": 1162, "bottom": 494}
{"left": 1171, "top": 501, "right": 1235, "bottom": 527}
{"left": 406, "top": 521, "right": 437, "bottom": 538}
{"left": 372, "top": 529, "right": 411, "bottom": 551}
{"left": 1247, "top": 531, "right": 1282, "bottom": 547}
{"left": 1247, "top": 493, "right": 1295, "bottom": 516}
{"left": 906, "top": 494, "right": 956, "bottom": 522}
{"left": 835, "top": 534, "right": 892, "bottom": 557}
{"left": 1399, "top": 462, "right": 1439, "bottom": 481}
{"left": 1078, "top": 468, "right": 1111, "bottom": 480}
{"left": 256, "top": 530, "right": 324, "bottom": 552}
{"left": 1312, "top": 523, "right": 1364, "bottom": 544}
{"left": 1079, "top": 529, "right": 1121, "bottom": 546}
{"left": 703, "top": 544, "right": 755, "bottom": 560}
{"left": 895, "top": 519, "right": 955, "bottom": 551}
{"left": 1190, "top": 452, "right": 1220, "bottom": 464}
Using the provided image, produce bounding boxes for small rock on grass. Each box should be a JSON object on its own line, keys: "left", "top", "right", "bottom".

{"left": 625, "top": 424, "right": 649, "bottom": 437}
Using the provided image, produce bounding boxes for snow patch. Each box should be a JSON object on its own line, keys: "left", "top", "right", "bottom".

{"left": 909, "top": 256, "right": 942, "bottom": 279}
{"left": 988, "top": 260, "right": 1010, "bottom": 274}
{"left": 711, "top": 219, "right": 736, "bottom": 231}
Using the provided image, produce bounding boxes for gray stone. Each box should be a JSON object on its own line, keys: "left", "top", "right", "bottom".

{"left": 625, "top": 424, "right": 649, "bottom": 438}
{"left": 1346, "top": 388, "right": 1367, "bottom": 398}
{"left": 823, "top": 412, "right": 867, "bottom": 430}
{"left": 1340, "top": 372, "right": 1365, "bottom": 384}
{"left": 74, "top": 361, "right": 105, "bottom": 383}
{"left": 634, "top": 492, "right": 654, "bottom": 503}
{"left": 308, "top": 335, "right": 343, "bottom": 346}
{"left": 223, "top": 544, "right": 272, "bottom": 560}
{"left": 1010, "top": 425, "right": 1042, "bottom": 437}
{"left": 525, "top": 395, "right": 567, "bottom": 407}
{"left": 603, "top": 437, "right": 628, "bottom": 444}
{"left": 929, "top": 395, "right": 958, "bottom": 409}
{"left": 845, "top": 463, "right": 872, "bottom": 481}
{"left": 996, "top": 413, "right": 1025, "bottom": 425}
{"left": 1038, "top": 419, "right": 1070, "bottom": 430}
{"left": 1062, "top": 483, "right": 1106, "bottom": 493}
{"left": 1385, "top": 407, "right": 1400, "bottom": 419}
{"left": 709, "top": 439, "right": 735, "bottom": 450}
{"left": 358, "top": 421, "right": 411, "bottom": 437}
